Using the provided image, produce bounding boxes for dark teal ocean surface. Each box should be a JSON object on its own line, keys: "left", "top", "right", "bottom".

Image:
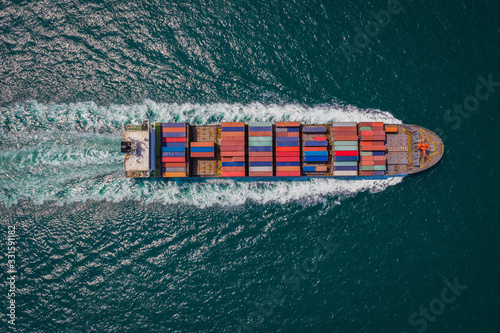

{"left": 1, "top": 1, "right": 500, "bottom": 332}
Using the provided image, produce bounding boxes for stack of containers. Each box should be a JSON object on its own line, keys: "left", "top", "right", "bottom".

{"left": 220, "top": 122, "right": 246, "bottom": 177}
{"left": 248, "top": 122, "right": 273, "bottom": 177}
{"left": 275, "top": 122, "right": 301, "bottom": 176}
{"left": 331, "top": 122, "right": 359, "bottom": 176}
{"left": 150, "top": 128, "right": 156, "bottom": 175}
{"left": 190, "top": 142, "right": 215, "bottom": 158}
{"left": 161, "top": 123, "right": 187, "bottom": 177}
{"left": 302, "top": 126, "right": 328, "bottom": 174}
{"left": 359, "top": 122, "right": 386, "bottom": 176}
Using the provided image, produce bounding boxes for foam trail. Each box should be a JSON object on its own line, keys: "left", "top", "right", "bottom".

{"left": 0, "top": 100, "right": 403, "bottom": 207}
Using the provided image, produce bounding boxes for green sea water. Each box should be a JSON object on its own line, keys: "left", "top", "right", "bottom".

{"left": 1, "top": 1, "right": 500, "bottom": 332}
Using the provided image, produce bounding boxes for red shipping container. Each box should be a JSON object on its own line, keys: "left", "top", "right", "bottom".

{"left": 220, "top": 145, "right": 245, "bottom": 151}
{"left": 303, "top": 147, "right": 327, "bottom": 151}
{"left": 221, "top": 151, "right": 246, "bottom": 156}
{"left": 373, "top": 156, "right": 386, "bottom": 161}
{"left": 190, "top": 152, "right": 214, "bottom": 158}
{"left": 163, "top": 162, "right": 186, "bottom": 167}
{"left": 276, "top": 171, "right": 301, "bottom": 176}
{"left": 374, "top": 161, "right": 386, "bottom": 166}
{"left": 358, "top": 122, "right": 372, "bottom": 127}
{"left": 359, "top": 171, "right": 374, "bottom": 176}
{"left": 221, "top": 131, "right": 245, "bottom": 137}
{"left": 221, "top": 122, "right": 245, "bottom": 127}
{"left": 248, "top": 172, "right": 273, "bottom": 177}
{"left": 276, "top": 132, "right": 288, "bottom": 137}
{"left": 162, "top": 127, "right": 185, "bottom": 133}
{"left": 334, "top": 151, "right": 359, "bottom": 156}
{"left": 276, "top": 152, "right": 300, "bottom": 157}
{"left": 360, "top": 131, "right": 374, "bottom": 136}
{"left": 161, "top": 157, "right": 186, "bottom": 162}
{"left": 315, "top": 165, "right": 328, "bottom": 172}
{"left": 276, "top": 157, "right": 300, "bottom": 162}
{"left": 221, "top": 156, "right": 246, "bottom": 162}
{"left": 221, "top": 171, "right": 246, "bottom": 177}
{"left": 334, "top": 135, "right": 358, "bottom": 141}
{"left": 276, "top": 121, "right": 301, "bottom": 127}
{"left": 248, "top": 131, "right": 272, "bottom": 137}
{"left": 248, "top": 157, "right": 273, "bottom": 162}
{"left": 221, "top": 167, "right": 245, "bottom": 172}
{"left": 314, "top": 136, "right": 327, "bottom": 141}
{"left": 360, "top": 161, "right": 374, "bottom": 166}
{"left": 163, "top": 137, "right": 187, "bottom": 143}
{"left": 333, "top": 126, "right": 357, "bottom": 132}
{"left": 248, "top": 152, "right": 273, "bottom": 157}
{"left": 276, "top": 147, "right": 299, "bottom": 152}
{"left": 361, "top": 156, "right": 374, "bottom": 160}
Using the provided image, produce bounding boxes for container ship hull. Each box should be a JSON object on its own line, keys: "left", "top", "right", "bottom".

{"left": 121, "top": 121, "right": 443, "bottom": 179}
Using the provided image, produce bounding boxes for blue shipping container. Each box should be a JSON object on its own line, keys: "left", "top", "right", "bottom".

{"left": 191, "top": 147, "right": 214, "bottom": 152}
{"left": 303, "top": 156, "right": 328, "bottom": 162}
{"left": 276, "top": 162, "right": 300, "bottom": 166}
{"left": 162, "top": 123, "right": 185, "bottom": 127}
{"left": 221, "top": 127, "right": 245, "bottom": 132}
{"left": 163, "top": 132, "right": 186, "bottom": 137}
{"left": 334, "top": 166, "right": 358, "bottom": 171}
{"left": 303, "top": 166, "right": 316, "bottom": 172}
{"left": 162, "top": 147, "right": 185, "bottom": 152}
{"left": 249, "top": 162, "right": 273, "bottom": 167}
{"left": 276, "top": 137, "right": 299, "bottom": 142}
{"left": 165, "top": 143, "right": 186, "bottom": 147}
{"left": 304, "top": 141, "right": 327, "bottom": 147}
{"left": 249, "top": 147, "right": 272, "bottom": 152}
{"left": 162, "top": 152, "right": 186, "bottom": 157}
{"left": 222, "top": 162, "right": 245, "bottom": 167}
{"left": 303, "top": 127, "right": 326, "bottom": 133}
{"left": 248, "top": 126, "right": 272, "bottom": 131}
{"left": 277, "top": 142, "right": 299, "bottom": 147}
{"left": 333, "top": 156, "right": 359, "bottom": 161}
{"left": 304, "top": 151, "right": 328, "bottom": 156}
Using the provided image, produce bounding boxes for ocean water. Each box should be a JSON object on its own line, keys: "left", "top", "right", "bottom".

{"left": 1, "top": 0, "right": 499, "bottom": 332}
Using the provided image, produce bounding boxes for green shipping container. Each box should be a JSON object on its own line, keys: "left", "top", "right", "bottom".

{"left": 360, "top": 151, "right": 373, "bottom": 156}
{"left": 360, "top": 165, "right": 375, "bottom": 171}
{"left": 359, "top": 126, "right": 372, "bottom": 131}
{"left": 374, "top": 165, "right": 387, "bottom": 171}
{"left": 333, "top": 141, "right": 358, "bottom": 146}
{"left": 248, "top": 137, "right": 273, "bottom": 142}
{"left": 249, "top": 142, "right": 272, "bottom": 146}
{"left": 249, "top": 122, "right": 273, "bottom": 126}
{"left": 333, "top": 161, "right": 358, "bottom": 166}
{"left": 333, "top": 146, "right": 359, "bottom": 151}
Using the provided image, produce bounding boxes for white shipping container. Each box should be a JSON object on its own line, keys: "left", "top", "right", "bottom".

{"left": 332, "top": 171, "right": 358, "bottom": 176}
{"left": 249, "top": 167, "right": 273, "bottom": 172}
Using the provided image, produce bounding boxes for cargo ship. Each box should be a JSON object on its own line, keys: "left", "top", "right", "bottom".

{"left": 121, "top": 121, "right": 443, "bottom": 179}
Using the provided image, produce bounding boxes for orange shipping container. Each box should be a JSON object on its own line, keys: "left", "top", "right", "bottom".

{"left": 315, "top": 165, "right": 328, "bottom": 172}
{"left": 249, "top": 171, "right": 273, "bottom": 177}
{"left": 191, "top": 142, "right": 214, "bottom": 147}
{"left": 248, "top": 131, "right": 272, "bottom": 137}
{"left": 221, "top": 122, "right": 245, "bottom": 127}
{"left": 163, "top": 162, "right": 187, "bottom": 167}
{"left": 287, "top": 132, "right": 300, "bottom": 137}
{"left": 162, "top": 127, "right": 185, "bottom": 133}
{"left": 163, "top": 172, "right": 186, "bottom": 177}
{"left": 276, "top": 166, "right": 300, "bottom": 172}
{"left": 221, "top": 157, "right": 246, "bottom": 162}
{"left": 334, "top": 135, "right": 358, "bottom": 141}
{"left": 275, "top": 121, "right": 301, "bottom": 127}
{"left": 221, "top": 131, "right": 245, "bottom": 137}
